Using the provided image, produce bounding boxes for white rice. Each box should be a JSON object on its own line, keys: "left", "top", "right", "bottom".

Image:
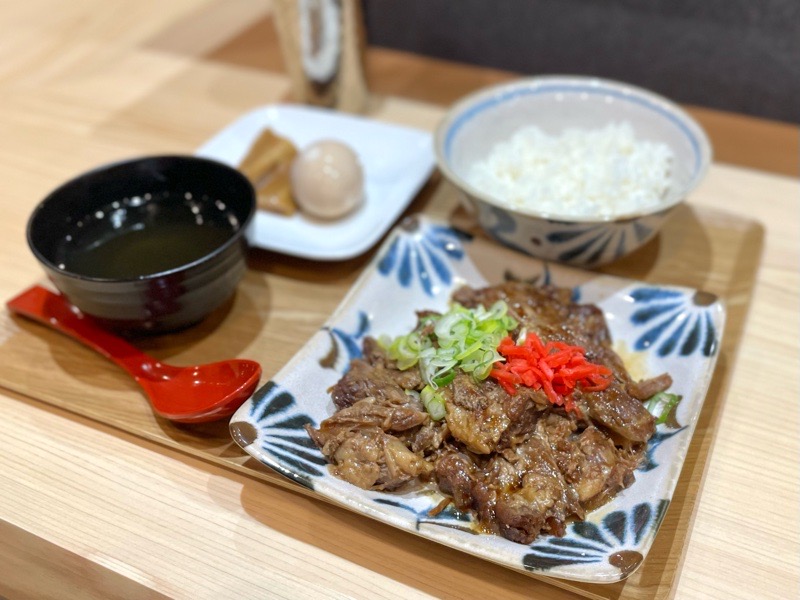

{"left": 466, "top": 122, "right": 673, "bottom": 218}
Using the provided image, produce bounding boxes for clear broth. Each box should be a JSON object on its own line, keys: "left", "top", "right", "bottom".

{"left": 57, "top": 193, "right": 239, "bottom": 279}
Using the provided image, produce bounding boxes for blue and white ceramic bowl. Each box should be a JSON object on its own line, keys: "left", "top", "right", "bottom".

{"left": 434, "top": 76, "right": 712, "bottom": 267}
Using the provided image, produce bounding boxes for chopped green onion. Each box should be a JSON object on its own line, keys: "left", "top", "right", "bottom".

{"left": 455, "top": 340, "right": 483, "bottom": 361}
{"left": 420, "top": 385, "right": 446, "bottom": 421}
{"left": 645, "top": 392, "right": 682, "bottom": 424}
{"left": 432, "top": 371, "right": 456, "bottom": 388}
{"left": 383, "top": 300, "right": 518, "bottom": 392}
{"left": 387, "top": 331, "right": 423, "bottom": 370}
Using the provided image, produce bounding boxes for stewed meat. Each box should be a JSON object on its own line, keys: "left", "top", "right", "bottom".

{"left": 580, "top": 383, "right": 655, "bottom": 443}
{"left": 627, "top": 372, "right": 673, "bottom": 401}
{"left": 329, "top": 358, "right": 415, "bottom": 410}
{"left": 320, "top": 426, "right": 433, "bottom": 490}
{"left": 308, "top": 283, "right": 663, "bottom": 544}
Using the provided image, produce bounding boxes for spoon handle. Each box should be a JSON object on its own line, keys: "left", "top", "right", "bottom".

{"left": 7, "top": 285, "right": 157, "bottom": 379}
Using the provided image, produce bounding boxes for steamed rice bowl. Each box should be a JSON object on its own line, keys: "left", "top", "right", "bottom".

{"left": 433, "top": 76, "right": 712, "bottom": 266}
{"left": 466, "top": 122, "right": 674, "bottom": 219}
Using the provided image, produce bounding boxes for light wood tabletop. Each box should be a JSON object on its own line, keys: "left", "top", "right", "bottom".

{"left": 0, "top": 2, "right": 797, "bottom": 599}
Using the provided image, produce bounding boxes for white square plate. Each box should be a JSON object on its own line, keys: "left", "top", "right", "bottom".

{"left": 196, "top": 104, "right": 435, "bottom": 260}
{"left": 229, "top": 215, "right": 725, "bottom": 583}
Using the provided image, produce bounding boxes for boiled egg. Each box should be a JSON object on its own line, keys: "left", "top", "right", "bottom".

{"left": 290, "top": 140, "right": 364, "bottom": 220}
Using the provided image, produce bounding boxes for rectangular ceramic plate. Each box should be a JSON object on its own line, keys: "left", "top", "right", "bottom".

{"left": 196, "top": 104, "right": 435, "bottom": 260}
{"left": 229, "top": 215, "right": 725, "bottom": 584}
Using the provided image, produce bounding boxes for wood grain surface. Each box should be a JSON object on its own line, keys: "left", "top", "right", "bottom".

{"left": 0, "top": 1, "right": 797, "bottom": 599}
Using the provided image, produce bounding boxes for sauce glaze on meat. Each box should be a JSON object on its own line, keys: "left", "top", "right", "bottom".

{"left": 307, "top": 283, "right": 670, "bottom": 544}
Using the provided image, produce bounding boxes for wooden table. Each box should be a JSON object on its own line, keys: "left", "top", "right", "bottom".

{"left": 0, "top": 2, "right": 797, "bottom": 599}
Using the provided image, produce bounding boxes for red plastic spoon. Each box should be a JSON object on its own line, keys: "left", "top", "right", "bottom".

{"left": 7, "top": 285, "right": 261, "bottom": 423}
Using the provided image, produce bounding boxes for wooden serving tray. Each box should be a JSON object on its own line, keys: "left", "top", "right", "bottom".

{"left": 0, "top": 179, "right": 762, "bottom": 600}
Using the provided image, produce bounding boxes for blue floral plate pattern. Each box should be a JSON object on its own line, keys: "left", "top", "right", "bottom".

{"left": 229, "top": 215, "right": 725, "bottom": 584}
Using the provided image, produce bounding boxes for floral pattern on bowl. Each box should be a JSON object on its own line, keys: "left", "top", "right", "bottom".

{"left": 433, "top": 76, "right": 713, "bottom": 267}
{"left": 229, "top": 215, "right": 725, "bottom": 584}
{"left": 470, "top": 199, "right": 673, "bottom": 267}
